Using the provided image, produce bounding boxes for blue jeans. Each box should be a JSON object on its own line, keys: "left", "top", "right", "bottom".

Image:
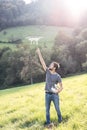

{"left": 45, "top": 93, "right": 62, "bottom": 124}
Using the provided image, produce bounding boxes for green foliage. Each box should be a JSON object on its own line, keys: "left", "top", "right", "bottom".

{"left": 0, "top": 47, "right": 12, "bottom": 86}
{"left": 55, "top": 31, "right": 73, "bottom": 46}
{"left": 19, "top": 45, "right": 44, "bottom": 84}
{"left": 81, "top": 29, "right": 87, "bottom": 40}
{"left": 82, "top": 61, "right": 87, "bottom": 71}
{"left": 0, "top": 74, "right": 87, "bottom": 130}
{"left": 52, "top": 29, "right": 87, "bottom": 74}
{"left": 0, "top": 45, "right": 46, "bottom": 89}
{"left": 73, "top": 27, "right": 82, "bottom": 37}
{"left": 0, "top": 0, "right": 26, "bottom": 29}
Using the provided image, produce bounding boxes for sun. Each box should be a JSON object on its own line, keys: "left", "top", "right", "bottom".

{"left": 65, "top": 0, "right": 87, "bottom": 19}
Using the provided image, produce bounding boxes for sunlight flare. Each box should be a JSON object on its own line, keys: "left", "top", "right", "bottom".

{"left": 65, "top": 0, "right": 87, "bottom": 19}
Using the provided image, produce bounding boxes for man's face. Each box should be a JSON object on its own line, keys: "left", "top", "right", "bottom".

{"left": 49, "top": 63, "right": 54, "bottom": 70}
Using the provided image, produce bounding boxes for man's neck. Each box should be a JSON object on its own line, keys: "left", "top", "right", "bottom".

{"left": 50, "top": 70, "right": 56, "bottom": 74}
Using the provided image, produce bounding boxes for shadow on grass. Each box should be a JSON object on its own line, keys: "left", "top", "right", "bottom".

{"left": 0, "top": 124, "right": 4, "bottom": 129}
{"left": 6, "top": 109, "right": 16, "bottom": 114}
{"left": 19, "top": 120, "right": 36, "bottom": 128}
{"left": 17, "top": 115, "right": 70, "bottom": 129}
{"left": 19, "top": 119, "right": 44, "bottom": 130}
{"left": 11, "top": 118, "right": 19, "bottom": 123}
{"left": 62, "top": 115, "right": 70, "bottom": 123}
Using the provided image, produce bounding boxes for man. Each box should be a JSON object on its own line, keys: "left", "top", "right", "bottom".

{"left": 36, "top": 48, "right": 63, "bottom": 126}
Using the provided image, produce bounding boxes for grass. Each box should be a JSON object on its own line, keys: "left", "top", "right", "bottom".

{"left": 0, "top": 74, "right": 87, "bottom": 130}
{"left": 0, "top": 25, "right": 73, "bottom": 49}
{"left": 0, "top": 43, "right": 17, "bottom": 49}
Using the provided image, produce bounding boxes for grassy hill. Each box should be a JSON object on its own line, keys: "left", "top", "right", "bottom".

{"left": 0, "top": 74, "right": 87, "bottom": 130}
{"left": 0, "top": 25, "right": 73, "bottom": 49}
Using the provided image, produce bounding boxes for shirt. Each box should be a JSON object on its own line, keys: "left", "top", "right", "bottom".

{"left": 45, "top": 68, "right": 62, "bottom": 93}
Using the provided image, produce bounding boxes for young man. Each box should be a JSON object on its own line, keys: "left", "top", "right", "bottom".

{"left": 36, "top": 48, "right": 63, "bottom": 125}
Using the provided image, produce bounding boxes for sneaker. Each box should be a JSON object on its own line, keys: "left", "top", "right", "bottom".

{"left": 44, "top": 122, "right": 50, "bottom": 126}
{"left": 44, "top": 122, "right": 54, "bottom": 128}
{"left": 58, "top": 119, "right": 62, "bottom": 123}
{"left": 58, "top": 116, "right": 62, "bottom": 123}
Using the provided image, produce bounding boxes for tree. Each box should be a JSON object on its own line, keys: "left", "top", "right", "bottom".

{"left": 52, "top": 29, "right": 87, "bottom": 75}
{"left": 0, "top": 0, "right": 26, "bottom": 29}
{"left": 73, "top": 27, "right": 82, "bottom": 37}
{"left": 0, "top": 47, "right": 12, "bottom": 89}
{"left": 81, "top": 29, "right": 87, "bottom": 40}
{"left": 55, "top": 31, "right": 73, "bottom": 47}
{"left": 75, "top": 41, "right": 87, "bottom": 71}
{"left": 4, "top": 50, "right": 24, "bottom": 87}
{"left": 18, "top": 45, "right": 44, "bottom": 84}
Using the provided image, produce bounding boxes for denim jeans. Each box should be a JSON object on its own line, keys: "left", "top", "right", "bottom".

{"left": 45, "top": 93, "right": 62, "bottom": 124}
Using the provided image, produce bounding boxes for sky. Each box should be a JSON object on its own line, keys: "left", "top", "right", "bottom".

{"left": 65, "top": 0, "right": 87, "bottom": 19}
{"left": 24, "top": 0, "right": 37, "bottom": 4}
{"left": 24, "top": 0, "right": 32, "bottom": 4}
{"left": 24, "top": 0, "right": 87, "bottom": 20}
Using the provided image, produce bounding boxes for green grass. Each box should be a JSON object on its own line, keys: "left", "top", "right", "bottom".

{"left": 0, "top": 25, "right": 73, "bottom": 49}
{"left": 0, "top": 74, "right": 87, "bottom": 130}
{"left": 0, "top": 43, "right": 17, "bottom": 49}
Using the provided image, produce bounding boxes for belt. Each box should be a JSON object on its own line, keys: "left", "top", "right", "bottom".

{"left": 45, "top": 92, "right": 54, "bottom": 95}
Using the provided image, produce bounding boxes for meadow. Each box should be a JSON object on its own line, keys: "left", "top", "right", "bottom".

{"left": 0, "top": 74, "right": 87, "bottom": 130}
{"left": 0, "top": 25, "right": 73, "bottom": 49}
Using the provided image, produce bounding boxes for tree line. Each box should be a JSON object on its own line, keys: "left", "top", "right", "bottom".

{"left": 0, "top": 0, "right": 87, "bottom": 30}
{"left": 0, "top": 28, "right": 87, "bottom": 89}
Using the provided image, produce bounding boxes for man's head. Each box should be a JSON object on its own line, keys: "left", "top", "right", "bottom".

{"left": 49, "top": 62, "right": 60, "bottom": 72}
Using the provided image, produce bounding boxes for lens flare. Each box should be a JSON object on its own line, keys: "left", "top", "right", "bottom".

{"left": 65, "top": 0, "right": 87, "bottom": 19}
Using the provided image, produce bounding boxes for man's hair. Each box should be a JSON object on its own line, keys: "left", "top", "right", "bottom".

{"left": 53, "top": 62, "right": 60, "bottom": 72}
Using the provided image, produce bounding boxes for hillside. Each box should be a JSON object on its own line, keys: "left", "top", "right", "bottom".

{"left": 0, "top": 25, "right": 73, "bottom": 49}
{"left": 0, "top": 74, "right": 87, "bottom": 130}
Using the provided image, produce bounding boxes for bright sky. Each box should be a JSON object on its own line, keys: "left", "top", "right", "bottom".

{"left": 65, "top": 0, "right": 87, "bottom": 19}
{"left": 24, "top": 0, "right": 32, "bottom": 4}
{"left": 24, "top": 0, "right": 37, "bottom": 4}
{"left": 24, "top": 0, "right": 87, "bottom": 20}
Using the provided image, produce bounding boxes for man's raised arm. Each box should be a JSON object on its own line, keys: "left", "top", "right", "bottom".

{"left": 36, "top": 48, "right": 47, "bottom": 72}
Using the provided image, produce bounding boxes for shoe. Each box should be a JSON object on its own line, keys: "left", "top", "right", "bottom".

{"left": 58, "top": 119, "right": 62, "bottom": 123}
{"left": 44, "top": 122, "right": 54, "bottom": 128}
{"left": 58, "top": 116, "right": 62, "bottom": 123}
{"left": 44, "top": 122, "right": 50, "bottom": 126}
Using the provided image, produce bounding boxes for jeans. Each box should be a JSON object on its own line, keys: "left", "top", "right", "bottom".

{"left": 45, "top": 93, "right": 62, "bottom": 124}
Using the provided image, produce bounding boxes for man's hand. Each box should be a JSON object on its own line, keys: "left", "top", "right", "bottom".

{"left": 51, "top": 87, "right": 59, "bottom": 94}
{"left": 51, "top": 83, "right": 63, "bottom": 94}
{"left": 57, "top": 82, "right": 63, "bottom": 93}
{"left": 55, "top": 89, "right": 60, "bottom": 94}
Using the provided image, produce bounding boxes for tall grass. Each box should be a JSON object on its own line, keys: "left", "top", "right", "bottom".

{"left": 0, "top": 74, "right": 87, "bottom": 130}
